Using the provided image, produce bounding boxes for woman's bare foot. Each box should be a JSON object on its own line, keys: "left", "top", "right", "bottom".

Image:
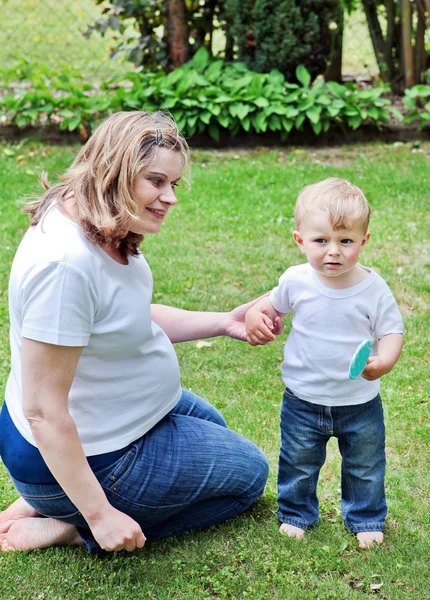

{"left": 0, "top": 497, "right": 41, "bottom": 525}
{"left": 280, "top": 523, "right": 305, "bottom": 539}
{"left": 0, "top": 517, "right": 84, "bottom": 551}
{"left": 356, "top": 531, "right": 384, "bottom": 549}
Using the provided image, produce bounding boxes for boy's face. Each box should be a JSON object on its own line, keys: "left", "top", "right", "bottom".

{"left": 293, "top": 209, "right": 370, "bottom": 286}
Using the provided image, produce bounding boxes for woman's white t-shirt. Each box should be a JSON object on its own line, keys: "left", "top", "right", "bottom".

{"left": 6, "top": 207, "right": 182, "bottom": 455}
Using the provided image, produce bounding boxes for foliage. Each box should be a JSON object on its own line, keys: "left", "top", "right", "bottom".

{"left": 84, "top": 0, "right": 169, "bottom": 72}
{"left": 225, "top": 0, "right": 341, "bottom": 82}
{"left": 84, "top": 0, "right": 232, "bottom": 71}
{"left": 0, "top": 52, "right": 409, "bottom": 140}
{"left": 402, "top": 85, "right": 430, "bottom": 131}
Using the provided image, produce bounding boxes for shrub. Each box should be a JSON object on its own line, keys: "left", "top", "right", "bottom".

{"left": 0, "top": 51, "right": 409, "bottom": 141}
{"left": 228, "top": 0, "right": 341, "bottom": 82}
{"left": 402, "top": 85, "right": 430, "bottom": 131}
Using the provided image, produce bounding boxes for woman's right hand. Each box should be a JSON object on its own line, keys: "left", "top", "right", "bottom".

{"left": 88, "top": 506, "right": 146, "bottom": 552}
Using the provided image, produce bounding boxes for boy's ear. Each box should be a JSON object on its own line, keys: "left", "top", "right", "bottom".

{"left": 361, "top": 232, "right": 371, "bottom": 247}
{"left": 292, "top": 231, "right": 306, "bottom": 253}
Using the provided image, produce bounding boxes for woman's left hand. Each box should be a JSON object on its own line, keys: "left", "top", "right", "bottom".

{"left": 222, "top": 294, "right": 284, "bottom": 342}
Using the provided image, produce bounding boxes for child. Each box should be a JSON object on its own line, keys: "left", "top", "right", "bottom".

{"left": 245, "top": 178, "right": 403, "bottom": 548}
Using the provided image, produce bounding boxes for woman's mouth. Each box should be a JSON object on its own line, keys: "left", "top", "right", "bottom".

{"left": 147, "top": 208, "right": 165, "bottom": 219}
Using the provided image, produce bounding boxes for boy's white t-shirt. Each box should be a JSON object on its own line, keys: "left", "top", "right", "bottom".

{"left": 269, "top": 263, "right": 403, "bottom": 406}
{"left": 6, "top": 207, "right": 182, "bottom": 455}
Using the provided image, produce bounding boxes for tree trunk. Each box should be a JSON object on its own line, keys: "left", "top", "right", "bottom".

{"left": 415, "top": 1, "right": 427, "bottom": 83}
{"left": 325, "top": 6, "right": 344, "bottom": 82}
{"left": 166, "top": 0, "right": 189, "bottom": 69}
{"left": 361, "top": 0, "right": 391, "bottom": 82}
{"left": 401, "top": 0, "right": 414, "bottom": 87}
{"left": 384, "top": 0, "right": 395, "bottom": 76}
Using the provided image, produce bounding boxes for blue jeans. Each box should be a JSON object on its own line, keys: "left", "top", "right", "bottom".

{"left": 10, "top": 390, "right": 269, "bottom": 553}
{"left": 278, "top": 388, "right": 386, "bottom": 533}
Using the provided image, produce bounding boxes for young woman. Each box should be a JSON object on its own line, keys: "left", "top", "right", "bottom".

{"left": 0, "top": 111, "right": 277, "bottom": 553}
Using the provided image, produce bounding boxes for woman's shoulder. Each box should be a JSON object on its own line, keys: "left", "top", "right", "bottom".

{"left": 13, "top": 207, "right": 104, "bottom": 288}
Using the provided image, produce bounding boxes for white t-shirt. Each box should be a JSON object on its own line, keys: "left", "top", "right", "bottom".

{"left": 269, "top": 263, "right": 404, "bottom": 406}
{"left": 6, "top": 207, "right": 182, "bottom": 455}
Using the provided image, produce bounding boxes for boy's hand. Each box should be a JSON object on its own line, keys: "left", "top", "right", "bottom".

{"left": 361, "top": 356, "right": 392, "bottom": 381}
{"left": 361, "top": 334, "right": 403, "bottom": 381}
{"left": 245, "top": 308, "right": 277, "bottom": 346}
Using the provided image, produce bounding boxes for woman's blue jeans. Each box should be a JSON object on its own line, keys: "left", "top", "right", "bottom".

{"left": 11, "top": 390, "right": 269, "bottom": 553}
{"left": 278, "top": 388, "right": 386, "bottom": 533}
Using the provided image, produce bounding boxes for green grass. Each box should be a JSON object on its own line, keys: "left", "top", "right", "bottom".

{"left": 0, "top": 1, "right": 377, "bottom": 81}
{"left": 0, "top": 140, "right": 429, "bottom": 599}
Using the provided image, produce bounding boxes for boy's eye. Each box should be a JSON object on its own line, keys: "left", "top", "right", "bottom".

{"left": 315, "top": 238, "right": 326, "bottom": 244}
{"left": 341, "top": 239, "right": 353, "bottom": 244}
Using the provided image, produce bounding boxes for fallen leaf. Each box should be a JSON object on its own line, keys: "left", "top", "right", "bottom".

{"left": 370, "top": 583, "right": 383, "bottom": 590}
{"left": 196, "top": 340, "right": 214, "bottom": 349}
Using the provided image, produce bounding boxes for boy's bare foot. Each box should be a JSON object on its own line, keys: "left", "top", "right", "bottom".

{"left": 0, "top": 497, "right": 41, "bottom": 526}
{"left": 356, "top": 531, "right": 384, "bottom": 549}
{"left": 280, "top": 523, "right": 305, "bottom": 539}
{"left": 0, "top": 517, "right": 84, "bottom": 551}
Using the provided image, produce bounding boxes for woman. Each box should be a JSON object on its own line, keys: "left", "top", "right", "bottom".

{"left": 0, "top": 111, "right": 278, "bottom": 553}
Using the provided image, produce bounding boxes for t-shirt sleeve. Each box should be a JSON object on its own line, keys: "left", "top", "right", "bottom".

{"left": 269, "top": 269, "right": 293, "bottom": 314}
{"left": 20, "top": 261, "right": 96, "bottom": 346}
{"left": 373, "top": 282, "right": 404, "bottom": 339}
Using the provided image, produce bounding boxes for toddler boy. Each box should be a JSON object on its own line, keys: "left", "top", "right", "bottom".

{"left": 245, "top": 178, "right": 403, "bottom": 548}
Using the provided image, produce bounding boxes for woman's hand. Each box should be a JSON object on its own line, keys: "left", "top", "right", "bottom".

{"left": 88, "top": 506, "right": 146, "bottom": 552}
{"left": 221, "top": 294, "right": 284, "bottom": 342}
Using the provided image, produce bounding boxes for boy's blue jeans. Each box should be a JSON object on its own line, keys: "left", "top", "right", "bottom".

{"left": 278, "top": 388, "right": 386, "bottom": 533}
{"left": 10, "top": 390, "right": 269, "bottom": 553}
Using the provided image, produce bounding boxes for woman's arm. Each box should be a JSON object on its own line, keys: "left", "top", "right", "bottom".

{"left": 151, "top": 294, "right": 284, "bottom": 344}
{"left": 21, "top": 338, "right": 146, "bottom": 552}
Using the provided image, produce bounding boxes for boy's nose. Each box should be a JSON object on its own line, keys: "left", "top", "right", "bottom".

{"left": 327, "top": 243, "right": 340, "bottom": 255}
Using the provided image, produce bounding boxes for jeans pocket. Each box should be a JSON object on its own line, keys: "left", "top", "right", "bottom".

{"left": 103, "top": 444, "right": 139, "bottom": 491}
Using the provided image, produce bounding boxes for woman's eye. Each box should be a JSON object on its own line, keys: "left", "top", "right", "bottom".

{"left": 171, "top": 182, "right": 179, "bottom": 188}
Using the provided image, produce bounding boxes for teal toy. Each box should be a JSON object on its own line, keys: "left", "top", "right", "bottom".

{"left": 349, "top": 339, "right": 372, "bottom": 380}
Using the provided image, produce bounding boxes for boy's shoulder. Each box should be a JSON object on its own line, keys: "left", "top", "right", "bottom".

{"left": 278, "top": 262, "right": 311, "bottom": 284}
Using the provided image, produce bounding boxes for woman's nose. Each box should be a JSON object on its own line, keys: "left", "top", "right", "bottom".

{"left": 160, "top": 186, "right": 177, "bottom": 205}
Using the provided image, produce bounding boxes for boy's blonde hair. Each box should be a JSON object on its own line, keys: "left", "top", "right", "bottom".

{"left": 25, "top": 111, "right": 190, "bottom": 257}
{"left": 294, "top": 177, "right": 371, "bottom": 233}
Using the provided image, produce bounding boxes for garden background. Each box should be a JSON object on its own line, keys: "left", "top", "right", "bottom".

{"left": 0, "top": 1, "right": 429, "bottom": 599}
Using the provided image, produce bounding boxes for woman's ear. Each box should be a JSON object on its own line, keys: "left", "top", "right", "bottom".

{"left": 292, "top": 231, "right": 306, "bottom": 253}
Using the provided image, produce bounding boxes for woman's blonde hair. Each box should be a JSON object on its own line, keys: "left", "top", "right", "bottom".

{"left": 25, "top": 111, "right": 190, "bottom": 257}
{"left": 294, "top": 177, "right": 371, "bottom": 233}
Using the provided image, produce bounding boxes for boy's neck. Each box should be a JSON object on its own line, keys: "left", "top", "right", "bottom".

{"left": 315, "top": 264, "right": 370, "bottom": 289}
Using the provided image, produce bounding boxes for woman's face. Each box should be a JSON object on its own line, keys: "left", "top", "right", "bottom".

{"left": 129, "top": 147, "right": 182, "bottom": 235}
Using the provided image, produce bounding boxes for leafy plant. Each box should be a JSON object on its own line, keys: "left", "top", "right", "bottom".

{"left": 402, "top": 85, "right": 430, "bottom": 131}
{"left": 0, "top": 51, "right": 416, "bottom": 141}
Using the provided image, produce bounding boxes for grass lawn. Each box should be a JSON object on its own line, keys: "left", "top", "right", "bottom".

{"left": 0, "top": 139, "right": 429, "bottom": 599}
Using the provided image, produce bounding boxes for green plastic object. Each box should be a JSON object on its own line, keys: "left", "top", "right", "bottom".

{"left": 349, "top": 339, "right": 372, "bottom": 380}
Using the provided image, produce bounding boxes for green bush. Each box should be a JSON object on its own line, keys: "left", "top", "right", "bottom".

{"left": 402, "top": 85, "right": 430, "bottom": 131}
{"left": 1, "top": 50, "right": 425, "bottom": 141}
{"left": 228, "top": 0, "right": 341, "bottom": 82}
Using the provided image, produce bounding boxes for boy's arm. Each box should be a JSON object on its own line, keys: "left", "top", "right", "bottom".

{"left": 361, "top": 333, "right": 403, "bottom": 381}
{"left": 245, "top": 296, "right": 284, "bottom": 346}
